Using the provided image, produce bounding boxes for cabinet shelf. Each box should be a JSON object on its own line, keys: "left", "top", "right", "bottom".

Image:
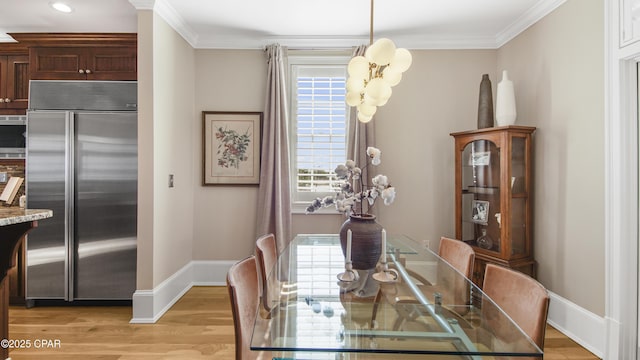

{"left": 462, "top": 186, "right": 499, "bottom": 195}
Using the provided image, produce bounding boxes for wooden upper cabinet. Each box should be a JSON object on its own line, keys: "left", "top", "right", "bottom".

{"left": 0, "top": 55, "right": 30, "bottom": 112}
{"left": 30, "top": 46, "right": 137, "bottom": 80}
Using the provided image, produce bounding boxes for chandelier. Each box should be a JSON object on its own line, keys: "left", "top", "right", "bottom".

{"left": 345, "top": 0, "right": 413, "bottom": 123}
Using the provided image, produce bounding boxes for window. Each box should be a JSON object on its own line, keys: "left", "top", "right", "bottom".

{"left": 289, "top": 53, "right": 351, "bottom": 213}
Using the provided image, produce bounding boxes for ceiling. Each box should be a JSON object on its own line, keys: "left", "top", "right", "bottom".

{"left": 0, "top": 0, "right": 566, "bottom": 49}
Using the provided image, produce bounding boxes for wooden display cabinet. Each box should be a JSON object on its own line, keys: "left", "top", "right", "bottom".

{"left": 451, "top": 126, "right": 536, "bottom": 288}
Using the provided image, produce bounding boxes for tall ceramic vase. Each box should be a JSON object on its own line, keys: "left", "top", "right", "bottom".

{"left": 477, "top": 74, "right": 494, "bottom": 129}
{"left": 495, "top": 70, "right": 517, "bottom": 126}
{"left": 339, "top": 214, "right": 383, "bottom": 270}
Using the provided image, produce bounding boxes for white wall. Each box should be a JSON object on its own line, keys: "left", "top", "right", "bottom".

{"left": 151, "top": 13, "right": 197, "bottom": 286}
{"left": 192, "top": 50, "right": 267, "bottom": 261}
{"left": 136, "top": 10, "right": 154, "bottom": 290}
{"left": 373, "top": 50, "right": 498, "bottom": 244}
{"left": 136, "top": 11, "right": 196, "bottom": 289}
{"left": 496, "top": 0, "right": 605, "bottom": 316}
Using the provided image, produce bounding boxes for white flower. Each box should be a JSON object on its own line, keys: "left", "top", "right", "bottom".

{"left": 372, "top": 174, "right": 388, "bottom": 188}
{"left": 335, "top": 164, "right": 349, "bottom": 179}
{"left": 305, "top": 146, "right": 396, "bottom": 216}
{"left": 352, "top": 167, "right": 362, "bottom": 180}
{"left": 367, "top": 147, "right": 381, "bottom": 165}
{"left": 381, "top": 187, "right": 396, "bottom": 205}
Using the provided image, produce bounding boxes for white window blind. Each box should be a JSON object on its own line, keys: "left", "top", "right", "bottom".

{"left": 289, "top": 56, "right": 350, "bottom": 210}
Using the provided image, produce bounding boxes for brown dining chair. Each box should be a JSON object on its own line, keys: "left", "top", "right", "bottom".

{"left": 438, "top": 236, "right": 475, "bottom": 279}
{"left": 371, "top": 236, "right": 475, "bottom": 328}
{"left": 226, "top": 255, "right": 270, "bottom": 360}
{"left": 482, "top": 263, "right": 550, "bottom": 350}
{"left": 255, "top": 233, "right": 278, "bottom": 313}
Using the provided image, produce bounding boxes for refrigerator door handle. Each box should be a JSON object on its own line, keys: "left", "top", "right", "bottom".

{"left": 65, "top": 112, "right": 75, "bottom": 301}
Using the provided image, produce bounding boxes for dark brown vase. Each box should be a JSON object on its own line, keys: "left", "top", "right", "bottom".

{"left": 339, "top": 214, "right": 383, "bottom": 270}
{"left": 477, "top": 74, "right": 494, "bottom": 129}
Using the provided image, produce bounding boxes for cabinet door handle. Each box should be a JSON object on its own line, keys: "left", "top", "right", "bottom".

{"left": 78, "top": 69, "right": 85, "bottom": 74}
{"left": 85, "top": 69, "right": 92, "bottom": 74}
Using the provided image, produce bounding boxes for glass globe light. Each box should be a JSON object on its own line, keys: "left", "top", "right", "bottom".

{"left": 346, "top": 91, "right": 362, "bottom": 106}
{"left": 362, "top": 92, "right": 379, "bottom": 106}
{"left": 348, "top": 56, "right": 370, "bottom": 78}
{"left": 382, "top": 67, "right": 402, "bottom": 87}
{"left": 358, "top": 103, "right": 377, "bottom": 117}
{"left": 365, "top": 38, "right": 396, "bottom": 65}
{"left": 357, "top": 112, "right": 373, "bottom": 123}
{"left": 390, "top": 48, "right": 412, "bottom": 73}
{"left": 346, "top": 77, "right": 366, "bottom": 93}
{"left": 364, "top": 78, "right": 388, "bottom": 100}
{"left": 377, "top": 96, "right": 390, "bottom": 107}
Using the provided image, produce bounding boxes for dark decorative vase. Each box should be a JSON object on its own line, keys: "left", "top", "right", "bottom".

{"left": 339, "top": 214, "right": 383, "bottom": 270}
{"left": 477, "top": 74, "right": 494, "bottom": 129}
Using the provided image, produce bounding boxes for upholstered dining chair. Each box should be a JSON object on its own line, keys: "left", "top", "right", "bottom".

{"left": 226, "top": 255, "right": 271, "bottom": 360}
{"left": 255, "top": 233, "right": 278, "bottom": 313}
{"left": 438, "top": 236, "right": 475, "bottom": 279}
{"left": 482, "top": 263, "right": 550, "bottom": 350}
{"left": 371, "top": 236, "right": 475, "bottom": 328}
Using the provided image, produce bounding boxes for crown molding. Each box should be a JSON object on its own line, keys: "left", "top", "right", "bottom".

{"left": 129, "top": 0, "right": 199, "bottom": 47}
{"left": 193, "top": 34, "right": 499, "bottom": 51}
{"left": 132, "top": 0, "right": 567, "bottom": 50}
{"left": 495, "top": 0, "right": 567, "bottom": 47}
{"left": 128, "top": 0, "right": 155, "bottom": 10}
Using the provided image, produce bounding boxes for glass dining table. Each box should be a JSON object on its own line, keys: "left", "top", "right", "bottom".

{"left": 251, "top": 234, "right": 543, "bottom": 359}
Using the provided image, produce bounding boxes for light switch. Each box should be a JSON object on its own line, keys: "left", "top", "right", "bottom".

{"left": 0, "top": 172, "right": 6, "bottom": 183}
{"left": 169, "top": 174, "right": 174, "bottom": 188}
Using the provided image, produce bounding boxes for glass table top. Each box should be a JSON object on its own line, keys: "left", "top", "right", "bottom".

{"left": 251, "top": 234, "right": 543, "bottom": 358}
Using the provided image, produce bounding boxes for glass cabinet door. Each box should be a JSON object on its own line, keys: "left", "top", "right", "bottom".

{"left": 510, "top": 136, "right": 527, "bottom": 257}
{"left": 460, "top": 139, "right": 501, "bottom": 254}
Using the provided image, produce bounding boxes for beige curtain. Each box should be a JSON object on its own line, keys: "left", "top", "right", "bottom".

{"left": 347, "top": 45, "right": 377, "bottom": 213}
{"left": 256, "top": 44, "right": 292, "bottom": 250}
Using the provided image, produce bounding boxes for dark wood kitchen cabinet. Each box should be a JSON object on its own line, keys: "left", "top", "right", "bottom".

{"left": 0, "top": 54, "right": 29, "bottom": 114}
{"left": 30, "top": 46, "right": 137, "bottom": 80}
{"left": 8, "top": 33, "right": 137, "bottom": 81}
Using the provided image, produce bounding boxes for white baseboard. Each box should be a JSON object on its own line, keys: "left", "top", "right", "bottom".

{"left": 192, "top": 260, "right": 236, "bottom": 286}
{"left": 547, "top": 291, "right": 605, "bottom": 358}
{"left": 130, "top": 260, "right": 235, "bottom": 323}
{"left": 129, "top": 260, "right": 606, "bottom": 359}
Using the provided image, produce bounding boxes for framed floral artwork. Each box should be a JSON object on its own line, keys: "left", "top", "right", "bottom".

{"left": 202, "top": 111, "right": 262, "bottom": 185}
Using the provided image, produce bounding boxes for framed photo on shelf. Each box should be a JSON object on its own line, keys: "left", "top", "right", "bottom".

{"left": 471, "top": 199, "right": 490, "bottom": 224}
{"left": 202, "top": 111, "right": 262, "bottom": 185}
{"left": 469, "top": 151, "right": 491, "bottom": 166}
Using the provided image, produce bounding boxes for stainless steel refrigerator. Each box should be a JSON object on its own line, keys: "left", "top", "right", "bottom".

{"left": 26, "top": 80, "right": 137, "bottom": 301}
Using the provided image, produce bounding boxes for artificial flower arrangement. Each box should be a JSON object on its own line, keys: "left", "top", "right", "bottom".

{"left": 306, "top": 146, "right": 396, "bottom": 216}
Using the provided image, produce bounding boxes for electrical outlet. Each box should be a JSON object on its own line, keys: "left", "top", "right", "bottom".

{"left": 423, "top": 239, "right": 430, "bottom": 250}
{"left": 0, "top": 172, "right": 7, "bottom": 183}
{"left": 169, "top": 174, "right": 174, "bottom": 188}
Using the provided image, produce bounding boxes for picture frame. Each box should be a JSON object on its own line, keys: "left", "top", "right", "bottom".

{"left": 469, "top": 151, "right": 491, "bottom": 166}
{"left": 202, "top": 111, "right": 262, "bottom": 185}
{"left": 471, "top": 199, "right": 490, "bottom": 224}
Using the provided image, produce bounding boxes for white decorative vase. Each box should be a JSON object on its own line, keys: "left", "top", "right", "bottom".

{"left": 495, "top": 70, "right": 517, "bottom": 126}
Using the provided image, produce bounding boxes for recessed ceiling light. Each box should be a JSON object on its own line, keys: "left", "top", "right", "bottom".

{"left": 50, "top": 1, "right": 74, "bottom": 13}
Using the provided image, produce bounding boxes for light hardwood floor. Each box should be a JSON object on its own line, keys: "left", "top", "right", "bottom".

{"left": 7, "top": 286, "right": 599, "bottom": 359}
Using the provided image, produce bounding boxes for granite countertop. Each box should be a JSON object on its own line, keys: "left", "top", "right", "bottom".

{"left": 0, "top": 207, "right": 53, "bottom": 226}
